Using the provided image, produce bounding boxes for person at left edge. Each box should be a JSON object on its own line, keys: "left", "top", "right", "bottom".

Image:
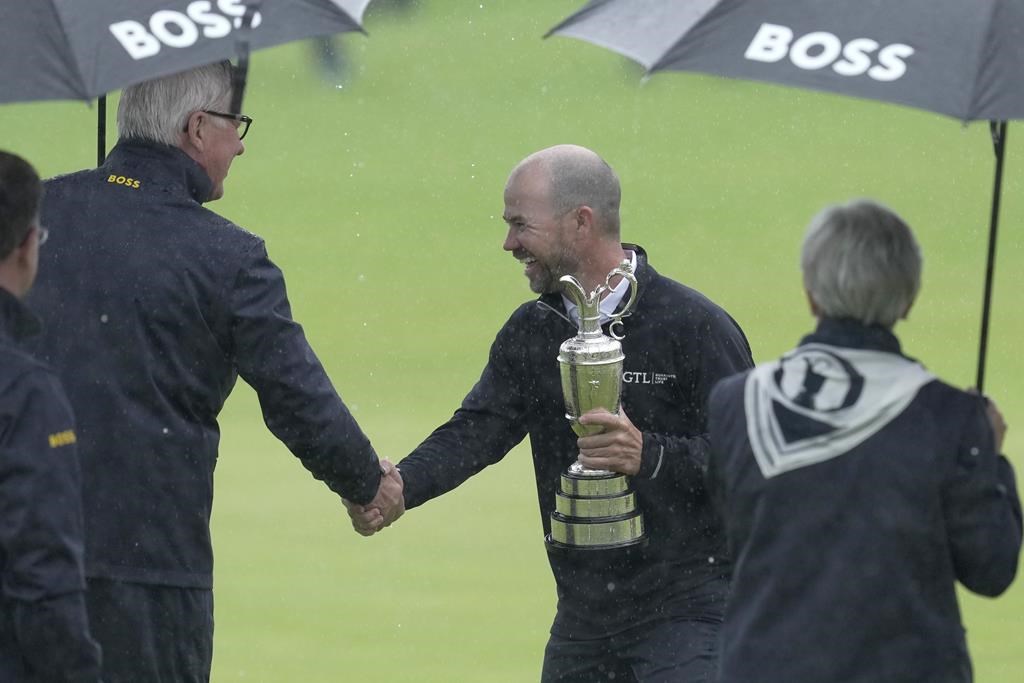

{"left": 26, "top": 62, "right": 403, "bottom": 683}
{"left": 0, "top": 150, "right": 102, "bottom": 682}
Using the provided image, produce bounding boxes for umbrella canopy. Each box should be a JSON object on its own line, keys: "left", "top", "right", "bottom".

{"left": 548, "top": 0, "right": 1024, "bottom": 121}
{"left": 0, "top": 0, "right": 372, "bottom": 105}
{"left": 549, "top": 0, "right": 1024, "bottom": 390}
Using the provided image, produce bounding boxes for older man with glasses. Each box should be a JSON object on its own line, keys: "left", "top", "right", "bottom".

{"left": 194, "top": 109, "right": 253, "bottom": 140}
{"left": 26, "top": 61, "right": 402, "bottom": 683}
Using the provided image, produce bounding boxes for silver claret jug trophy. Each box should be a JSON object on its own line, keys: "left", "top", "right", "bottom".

{"left": 545, "top": 262, "right": 647, "bottom": 551}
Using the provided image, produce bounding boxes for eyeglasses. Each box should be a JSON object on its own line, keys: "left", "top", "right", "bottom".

{"left": 201, "top": 110, "right": 253, "bottom": 140}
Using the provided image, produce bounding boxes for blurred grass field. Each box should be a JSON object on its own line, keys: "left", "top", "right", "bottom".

{"left": 2, "top": 1, "right": 1023, "bottom": 680}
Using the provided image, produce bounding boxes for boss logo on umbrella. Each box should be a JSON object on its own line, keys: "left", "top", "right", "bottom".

{"left": 744, "top": 22, "right": 915, "bottom": 82}
{"left": 109, "top": 0, "right": 263, "bottom": 61}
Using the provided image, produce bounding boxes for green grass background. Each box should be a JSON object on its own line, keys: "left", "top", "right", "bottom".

{"left": 2, "top": 1, "right": 1023, "bottom": 680}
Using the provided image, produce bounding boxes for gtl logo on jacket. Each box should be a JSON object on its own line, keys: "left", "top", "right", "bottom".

{"left": 744, "top": 22, "right": 915, "bottom": 82}
{"left": 622, "top": 371, "right": 676, "bottom": 385}
{"left": 110, "top": 0, "right": 262, "bottom": 60}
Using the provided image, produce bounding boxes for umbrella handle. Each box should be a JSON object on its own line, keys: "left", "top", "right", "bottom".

{"left": 976, "top": 120, "right": 1007, "bottom": 392}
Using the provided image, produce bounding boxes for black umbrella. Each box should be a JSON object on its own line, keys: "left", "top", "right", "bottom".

{"left": 0, "top": 0, "right": 373, "bottom": 164}
{"left": 549, "top": 0, "right": 1024, "bottom": 390}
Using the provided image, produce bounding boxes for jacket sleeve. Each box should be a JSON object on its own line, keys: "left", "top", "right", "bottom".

{"left": 0, "top": 371, "right": 101, "bottom": 682}
{"left": 943, "top": 396, "right": 1022, "bottom": 597}
{"left": 704, "top": 376, "right": 736, "bottom": 515}
{"left": 635, "top": 305, "right": 754, "bottom": 484}
{"left": 229, "top": 243, "right": 381, "bottom": 505}
{"left": 399, "top": 324, "right": 530, "bottom": 509}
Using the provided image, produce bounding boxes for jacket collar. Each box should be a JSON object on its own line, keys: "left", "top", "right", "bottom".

{"left": 104, "top": 138, "right": 215, "bottom": 204}
{"left": 0, "top": 287, "right": 41, "bottom": 344}
{"left": 800, "top": 317, "right": 903, "bottom": 355}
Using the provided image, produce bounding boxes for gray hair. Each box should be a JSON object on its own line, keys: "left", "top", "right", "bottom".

{"left": 526, "top": 145, "right": 622, "bottom": 237}
{"left": 801, "top": 199, "right": 922, "bottom": 328}
{"left": 117, "top": 61, "right": 235, "bottom": 146}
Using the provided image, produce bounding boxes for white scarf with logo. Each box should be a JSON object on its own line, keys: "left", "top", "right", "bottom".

{"left": 743, "top": 343, "right": 935, "bottom": 478}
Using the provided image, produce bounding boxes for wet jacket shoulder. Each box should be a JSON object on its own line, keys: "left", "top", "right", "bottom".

{"left": 0, "top": 290, "right": 101, "bottom": 682}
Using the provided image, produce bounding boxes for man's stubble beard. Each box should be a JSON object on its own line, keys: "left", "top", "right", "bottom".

{"left": 530, "top": 248, "right": 579, "bottom": 295}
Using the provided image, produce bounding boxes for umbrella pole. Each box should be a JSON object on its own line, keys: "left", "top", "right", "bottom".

{"left": 97, "top": 95, "right": 106, "bottom": 167}
{"left": 230, "top": 3, "right": 259, "bottom": 115}
{"left": 976, "top": 120, "right": 1008, "bottom": 392}
{"left": 231, "top": 48, "right": 250, "bottom": 116}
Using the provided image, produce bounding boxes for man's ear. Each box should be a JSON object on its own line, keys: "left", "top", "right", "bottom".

{"left": 0, "top": 232, "right": 27, "bottom": 269}
{"left": 14, "top": 223, "right": 37, "bottom": 259}
{"left": 576, "top": 205, "right": 595, "bottom": 233}
{"left": 4, "top": 225, "right": 38, "bottom": 291}
{"left": 12, "top": 245, "right": 29, "bottom": 272}
{"left": 183, "top": 111, "right": 206, "bottom": 151}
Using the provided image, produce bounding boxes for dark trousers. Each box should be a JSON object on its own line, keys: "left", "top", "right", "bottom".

{"left": 541, "top": 616, "right": 720, "bottom": 683}
{"left": 86, "top": 578, "right": 214, "bottom": 683}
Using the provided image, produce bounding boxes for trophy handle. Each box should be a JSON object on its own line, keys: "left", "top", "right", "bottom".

{"left": 606, "top": 267, "right": 638, "bottom": 341}
{"left": 559, "top": 275, "right": 589, "bottom": 311}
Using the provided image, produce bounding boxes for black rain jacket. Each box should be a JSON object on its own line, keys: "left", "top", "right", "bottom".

{"left": 707, "top": 318, "right": 1022, "bottom": 683}
{"left": 0, "top": 288, "right": 101, "bottom": 682}
{"left": 399, "top": 246, "right": 754, "bottom": 638}
{"left": 27, "top": 140, "right": 381, "bottom": 589}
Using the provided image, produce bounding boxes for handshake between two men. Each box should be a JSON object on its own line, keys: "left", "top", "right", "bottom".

{"left": 344, "top": 459, "right": 406, "bottom": 536}
{"left": 343, "top": 408, "right": 645, "bottom": 537}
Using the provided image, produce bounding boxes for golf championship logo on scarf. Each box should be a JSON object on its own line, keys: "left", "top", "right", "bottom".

{"left": 743, "top": 344, "right": 934, "bottom": 478}
{"left": 109, "top": 1, "right": 262, "bottom": 60}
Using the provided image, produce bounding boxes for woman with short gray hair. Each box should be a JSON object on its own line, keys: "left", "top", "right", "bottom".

{"left": 801, "top": 199, "right": 921, "bottom": 328}
{"left": 707, "top": 199, "right": 1021, "bottom": 683}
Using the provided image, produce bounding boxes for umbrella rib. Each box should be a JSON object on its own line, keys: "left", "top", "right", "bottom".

{"left": 47, "top": 1, "right": 91, "bottom": 101}
{"left": 964, "top": 1, "right": 1001, "bottom": 121}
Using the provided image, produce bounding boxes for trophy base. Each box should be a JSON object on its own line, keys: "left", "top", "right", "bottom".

{"left": 559, "top": 468, "right": 628, "bottom": 497}
{"left": 545, "top": 510, "right": 646, "bottom": 551}
{"left": 544, "top": 535, "right": 649, "bottom": 553}
{"left": 546, "top": 466, "right": 646, "bottom": 551}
